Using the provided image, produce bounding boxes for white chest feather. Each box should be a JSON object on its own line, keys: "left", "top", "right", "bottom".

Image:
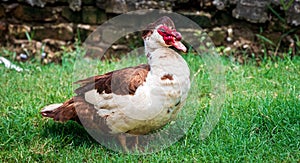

{"left": 84, "top": 48, "right": 190, "bottom": 134}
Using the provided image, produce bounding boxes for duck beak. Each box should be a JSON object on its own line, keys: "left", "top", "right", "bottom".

{"left": 171, "top": 31, "right": 186, "bottom": 52}
{"left": 171, "top": 41, "right": 187, "bottom": 52}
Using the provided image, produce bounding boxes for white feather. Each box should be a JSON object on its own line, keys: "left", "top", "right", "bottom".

{"left": 42, "top": 103, "right": 63, "bottom": 112}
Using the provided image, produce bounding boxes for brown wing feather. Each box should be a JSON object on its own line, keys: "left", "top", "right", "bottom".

{"left": 74, "top": 64, "right": 150, "bottom": 95}
{"left": 41, "top": 96, "right": 111, "bottom": 133}
{"left": 41, "top": 64, "right": 150, "bottom": 123}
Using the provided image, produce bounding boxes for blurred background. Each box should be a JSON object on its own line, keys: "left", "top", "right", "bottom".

{"left": 0, "top": 0, "right": 299, "bottom": 64}
{"left": 1, "top": 1, "right": 300, "bottom": 161}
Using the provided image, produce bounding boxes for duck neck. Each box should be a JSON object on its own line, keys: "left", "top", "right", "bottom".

{"left": 144, "top": 40, "right": 166, "bottom": 60}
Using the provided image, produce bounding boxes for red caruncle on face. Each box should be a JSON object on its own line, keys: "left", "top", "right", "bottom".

{"left": 157, "top": 25, "right": 182, "bottom": 45}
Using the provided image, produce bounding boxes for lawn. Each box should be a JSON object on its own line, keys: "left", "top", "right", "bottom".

{"left": 0, "top": 51, "right": 299, "bottom": 162}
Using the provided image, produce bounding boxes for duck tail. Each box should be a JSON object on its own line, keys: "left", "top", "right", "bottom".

{"left": 41, "top": 98, "right": 79, "bottom": 122}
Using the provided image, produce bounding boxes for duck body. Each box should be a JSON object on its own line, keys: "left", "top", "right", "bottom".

{"left": 41, "top": 16, "right": 190, "bottom": 150}
{"left": 91, "top": 47, "right": 190, "bottom": 135}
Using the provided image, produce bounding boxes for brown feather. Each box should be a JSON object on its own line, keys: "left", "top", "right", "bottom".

{"left": 41, "top": 96, "right": 111, "bottom": 133}
{"left": 74, "top": 64, "right": 150, "bottom": 95}
{"left": 41, "top": 64, "right": 150, "bottom": 124}
{"left": 41, "top": 98, "right": 78, "bottom": 122}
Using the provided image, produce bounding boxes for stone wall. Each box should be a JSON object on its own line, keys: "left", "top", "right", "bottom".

{"left": 0, "top": 0, "right": 299, "bottom": 63}
{"left": 214, "top": 0, "right": 300, "bottom": 25}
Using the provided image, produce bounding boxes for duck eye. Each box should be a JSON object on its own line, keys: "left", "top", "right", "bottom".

{"left": 159, "top": 28, "right": 166, "bottom": 33}
{"left": 174, "top": 32, "right": 182, "bottom": 41}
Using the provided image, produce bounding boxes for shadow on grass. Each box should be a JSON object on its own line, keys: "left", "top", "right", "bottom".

{"left": 40, "top": 121, "right": 97, "bottom": 147}
{"left": 39, "top": 121, "right": 125, "bottom": 153}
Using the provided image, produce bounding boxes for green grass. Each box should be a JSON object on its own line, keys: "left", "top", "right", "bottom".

{"left": 0, "top": 52, "right": 299, "bottom": 162}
